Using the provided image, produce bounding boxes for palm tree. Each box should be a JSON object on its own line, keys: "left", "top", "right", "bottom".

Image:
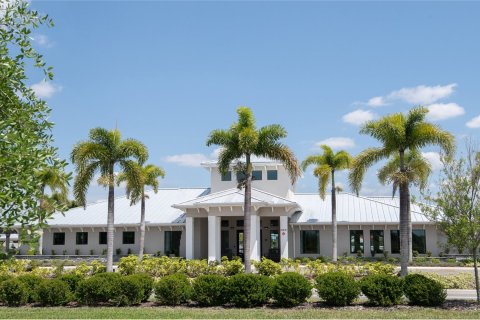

{"left": 71, "top": 128, "right": 148, "bottom": 272}
{"left": 378, "top": 150, "right": 432, "bottom": 262}
{"left": 349, "top": 107, "right": 454, "bottom": 276}
{"left": 117, "top": 162, "right": 165, "bottom": 261}
{"left": 207, "top": 107, "right": 301, "bottom": 273}
{"left": 301, "top": 145, "right": 352, "bottom": 262}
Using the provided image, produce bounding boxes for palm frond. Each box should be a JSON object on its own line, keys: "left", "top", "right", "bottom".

{"left": 313, "top": 164, "right": 331, "bottom": 199}
{"left": 349, "top": 147, "right": 391, "bottom": 195}
{"left": 301, "top": 155, "right": 325, "bottom": 171}
{"left": 119, "top": 139, "right": 149, "bottom": 164}
{"left": 73, "top": 161, "right": 99, "bottom": 208}
{"left": 259, "top": 143, "right": 301, "bottom": 184}
{"left": 409, "top": 122, "right": 455, "bottom": 157}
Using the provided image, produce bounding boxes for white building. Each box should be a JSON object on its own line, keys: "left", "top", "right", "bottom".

{"left": 24, "top": 160, "right": 447, "bottom": 260}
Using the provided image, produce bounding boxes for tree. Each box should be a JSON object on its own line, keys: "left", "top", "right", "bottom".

{"left": 1, "top": 0, "right": 67, "bottom": 246}
{"left": 301, "top": 145, "right": 352, "bottom": 262}
{"left": 377, "top": 150, "right": 432, "bottom": 261}
{"left": 117, "top": 162, "right": 165, "bottom": 261}
{"left": 207, "top": 107, "right": 301, "bottom": 273}
{"left": 420, "top": 143, "right": 480, "bottom": 304}
{"left": 349, "top": 107, "right": 454, "bottom": 276}
{"left": 71, "top": 128, "right": 148, "bottom": 272}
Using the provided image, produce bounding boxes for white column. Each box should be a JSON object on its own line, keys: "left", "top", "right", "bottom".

{"left": 208, "top": 216, "right": 221, "bottom": 262}
{"left": 250, "top": 214, "right": 261, "bottom": 261}
{"left": 280, "top": 215, "right": 289, "bottom": 259}
{"left": 185, "top": 217, "right": 194, "bottom": 259}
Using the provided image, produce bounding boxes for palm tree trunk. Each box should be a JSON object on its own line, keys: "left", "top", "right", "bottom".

{"left": 473, "top": 249, "right": 479, "bottom": 304}
{"left": 106, "top": 167, "right": 115, "bottom": 272}
{"left": 399, "top": 150, "right": 409, "bottom": 277}
{"left": 138, "top": 189, "right": 146, "bottom": 261}
{"left": 331, "top": 170, "right": 337, "bottom": 263}
{"left": 407, "top": 192, "right": 413, "bottom": 262}
{"left": 5, "top": 230, "right": 11, "bottom": 254}
{"left": 244, "top": 154, "right": 252, "bottom": 273}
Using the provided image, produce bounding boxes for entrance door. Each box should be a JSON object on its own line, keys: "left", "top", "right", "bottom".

{"left": 236, "top": 230, "right": 244, "bottom": 260}
{"left": 269, "top": 230, "right": 280, "bottom": 262}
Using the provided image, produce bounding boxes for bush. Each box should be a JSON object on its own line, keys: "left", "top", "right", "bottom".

{"left": 272, "top": 272, "right": 312, "bottom": 307}
{"left": 253, "top": 257, "right": 282, "bottom": 276}
{"left": 76, "top": 273, "right": 121, "bottom": 305}
{"left": 403, "top": 274, "right": 446, "bottom": 306}
{"left": 112, "top": 276, "right": 144, "bottom": 306}
{"left": 361, "top": 262, "right": 395, "bottom": 276}
{"left": 37, "top": 279, "right": 72, "bottom": 306}
{"left": 185, "top": 259, "right": 209, "bottom": 278}
{"left": 220, "top": 256, "right": 244, "bottom": 276}
{"left": 360, "top": 274, "right": 403, "bottom": 306}
{"left": 118, "top": 255, "right": 140, "bottom": 275}
{"left": 154, "top": 274, "right": 191, "bottom": 305}
{"left": 192, "top": 274, "right": 229, "bottom": 306}
{"left": 90, "top": 260, "right": 106, "bottom": 275}
{"left": 58, "top": 274, "right": 83, "bottom": 293}
{"left": 126, "top": 273, "right": 154, "bottom": 302}
{"left": 0, "top": 278, "right": 29, "bottom": 306}
{"left": 141, "top": 256, "right": 187, "bottom": 278}
{"left": 17, "top": 274, "right": 44, "bottom": 303}
{"left": 315, "top": 272, "right": 360, "bottom": 306}
{"left": 227, "top": 273, "right": 273, "bottom": 308}
{"left": 0, "top": 274, "right": 12, "bottom": 284}
{"left": 419, "top": 272, "right": 474, "bottom": 289}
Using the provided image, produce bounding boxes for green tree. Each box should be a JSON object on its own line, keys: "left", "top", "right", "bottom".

{"left": 420, "top": 143, "right": 480, "bottom": 303}
{"left": 71, "top": 128, "right": 148, "bottom": 272}
{"left": 206, "top": 107, "right": 301, "bottom": 273}
{"left": 117, "top": 162, "right": 165, "bottom": 261}
{"left": 301, "top": 145, "right": 352, "bottom": 262}
{"left": 1, "top": 0, "right": 66, "bottom": 247}
{"left": 349, "top": 107, "right": 454, "bottom": 276}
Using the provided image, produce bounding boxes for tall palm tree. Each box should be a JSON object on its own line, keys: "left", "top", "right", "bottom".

{"left": 378, "top": 150, "right": 432, "bottom": 262}
{"left": 117, "top": 162, "right": 165, "bottom": 261}
{"left": 71, "top": 128, "right": 148, "bottom": 272}
{"left": 301, "top": 145, "right": 352, "bottom": 262}
{"left": 207, "top": 107, "right": 301, "bottom": 273}
{"left": 349, "top": 107, "right": 454, "bottom": 276}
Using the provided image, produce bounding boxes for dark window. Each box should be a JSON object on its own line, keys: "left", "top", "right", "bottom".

{"left": 53, "top": 233, "right": 65, "bottom": 246}
{"left": 236, "top": 220, "right": 244, "bottom": 227}
{"left": 221, "top": 220, "right": 229, "bottom": 228}
{"left": 236, "top": 172, "right": 246, "bottom": 183}
{"left": 390, "top": 230, "right": 400, "bottom": 254}
{"left": 76, "top": 232, "right": 88, "bottom": 245}
{"left": 221, "top": 230, "right": 229, "bottom": 250}
{"left": 123, "top": 231, "right": 135, "bottom": 244}
{"left": 221, "top": 171, "right": 232, "bottom": 181}
{"left": 300, "top": 230, "right": 319, "bottom": 254}
{"left": 270, "top": 219, "right": 279, "bottom": 227}
{"left": 267, "top": 170, "right": 278, "bottom": 180}
{"left": 370, "top": 230, "right": 384, "bottom": 254}
{"left": 252, "top": 170, "right": 262, "bottom": 181}
{"left": 165, "top": 231, "right": 182, "bottom": 256}
{"left": 412, "top": 229, "right": 426, "bottom": 254}
{"left": 99, "top": 232, "right": 107, "bottom": 245}
{"left": 350, "top": 230, "right": 364, "bottom": 253}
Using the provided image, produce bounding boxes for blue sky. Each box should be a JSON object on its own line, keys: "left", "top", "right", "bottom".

{"left": 27, "top": 1, "right": 480, "bottom": 201}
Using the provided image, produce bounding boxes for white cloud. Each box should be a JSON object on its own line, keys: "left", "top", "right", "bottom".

{"left": 342, "top": 109, "right": 376, "bottom": 126}
{"left": 163, "top": 154, "right": 210, "bottom": 167}
{"left": 421, "top": 152, "right": 443, "bottom": 170}
{"left": 31, "top": 80, "right": 62, "bottom": 99}
{"left": 32, "top": 34, "right": 53, "bottom": 48}
{"left": 316, "top": 137, "right": 355, "bottom": 149}
{"left": 426, "top": 103, "right": 465, "bottom": 121}
{"left": 466, "top": 115, "right": 480, "bottom": 128}
{"left": 367, "top": 96, "right": 388, "bottom": 107}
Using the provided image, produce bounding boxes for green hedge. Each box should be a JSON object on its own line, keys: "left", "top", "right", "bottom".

{"left": 403, "top": 274, "right": 446, "bottom": 306}
{"left": 192, "top": 274, "right": 229, "bottom": 306}
{"left": 37, "top": 279, "right": 72, "bottom": 306}
{"left": 360, "top": 274, "right": 403, "bottom": 306}
{"left": 272, "top": 272, "right": 312, "bottom": 307}
{"left": 17, "top": 274, "right": 44, "bottom": 303}
{"left": 154, "top": 274, "right": 192, "bottom": 306}
{"left": 227, "top": 274, "right": 273, "bottom": 308}
{"left": 315, "top": 272, "right": 360, "bottom": 306}
{"left": 0, "top": 278, "right": 29, "bottom": 306}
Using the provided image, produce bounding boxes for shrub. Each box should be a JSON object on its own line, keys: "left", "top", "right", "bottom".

{"left": 403, "top": 274, "right": 446, "bottom": 306}
{"left": 0, "top": 274, "right": 12, "bottom": 284}
{"left": 118, "top": 255, "right": 140, "bottom": 275}
{"left": 58, "top": 274, "right": 83, "bottom": 293}
{"left": 253, "top": 257, "right": 282, "bottom": 276}
{"left": 17, "top": 274, "right": 44, "bottom": 303}
{"left": 227, "top": 273, "right": 273, "bottom": 308}
{"left": 315, "top": 272, "right": 360, "bottom": 306}
{"left": 220, "top": 256, "right": 244, "bottom": 276}
{"left": 141, "top": 256, "right": 187, "bottom": 278}
{"left": 76, "top": 273, "right": 121, "bottom": 305}
{"left": 419, "top": 272, "right": 474, "bottom": 289}
{"left": 272, "top": 272, "right": 312, "bottom": 307}
{"left": 37, "top": 279, "right": 72, "bottom": 306}
{"left": 127, "top": 273, "right": 154, "bottom": 302}
{"left": 154, "top": 274, "right": 191, "bottom": 305}
{"left": 72, "top": 262, "right": 91, "bottom": 277}
{"left": 90, "top": 260, "right": 106, "bottom": 275}
{"left": 185, "top": 259, "right": 209, "bottom": 278}
{"left": 279, "top": 258, "right": 300, "bottom": 273}
{"left": 359, "top": 274, "right": 403, "bottom": 306}
{"left": 192, "top": 274, "right": 229, "bottom": 306}
{"left": 0, "top": 278, "right": 29, "bottom": 306}
{"left": 112, "top": 276, "right": 144, "bottom": 306}
{"left": 361, "top": 262, "right": 395, "bottom": 276}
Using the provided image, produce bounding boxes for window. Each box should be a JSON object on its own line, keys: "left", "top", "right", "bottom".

{"left": 270, "top": 219, "right": 279, "bottom": 227}
{"left": 390, "top": 230, "right": 400, "bottom": 254}
{"left": 53, "top": 233, "right": 65, "bottom": 245}
{"left": 221, "top": 220, "right": 229, "bottom": 228}
{"left": 300, "top": 230, "right": 319, "bottom": 254}
{"left": 236, "top": 219, "right": 244, "bottom": 227}
{"left": 221, "top": 171, "right": 232, "bottom": 181}
{"left": 370, "top": 230, "right": 384, "bottom": 254}
{"left": 76, "top": 232, "right": 88, "bottom": 245}
{"left": 236, "top": 172, "right": 246, "bottom": 183}
{"left": 99, "top": 232, "right": 107, "bottom": 245}
{"left": 252, "top": 170, "right": 262, "bottom": 181}
{"left": 164, "top": 231, "right": 182, "bottom": 256}
{"left": 412, "top": 229, "right": 426, "bottom": 254}
{"left": 123, "top": 231, "right": 135, "bottom": 244}
{"left": 267, "top": 170, "right": 278, "bottom": 180}
{"left": 350, "top": 230, "right": 364, "bottom": 254}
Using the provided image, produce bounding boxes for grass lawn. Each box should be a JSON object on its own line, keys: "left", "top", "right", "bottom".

{"left": 0, "top": 306, "right": 478, "bottom": 319}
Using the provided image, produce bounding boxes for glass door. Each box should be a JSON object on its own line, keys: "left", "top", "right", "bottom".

{"left": 236, "top": 230, "right": 244, "bottom": 261}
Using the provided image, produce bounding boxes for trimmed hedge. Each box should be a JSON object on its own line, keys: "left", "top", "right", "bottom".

{"left": 76, "top": 273, "right": 121, "bottom": 305}
{"left": 272, "top": 272, "right": 312, "bottom": 307}
{"left": 360, "top": 274, "right": 403, "bottom": 306}
{"left": 227, "top": 273, "right": 273, "bottom": 308}
{"left": 126, "top": 273, "right": 154, "bottom": 302}
{"left": 0, "top": 278, "right": 29, "bottom": 306}
{"left": 192, "top": 274, "right": 229, "bottom": 306}
{"left": 17, "top": 274, "right": 44, "bottom": 303}
{"left": 37, "top": 279, "right": 72, "bottom": 306}
{"left": 112, "top": 276, "right": 144, "bottom": 306}
{"left": 154, "top": 274, "right": 192, "bottom": 306}
{"left": 403, "top": 274, "right": 446, "bottom": 306}
{"left": 58, "top": 273, "right": 83, "bottom": 293}
{"left": 315, "top": 272, "right": 360, "bottom": 306}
